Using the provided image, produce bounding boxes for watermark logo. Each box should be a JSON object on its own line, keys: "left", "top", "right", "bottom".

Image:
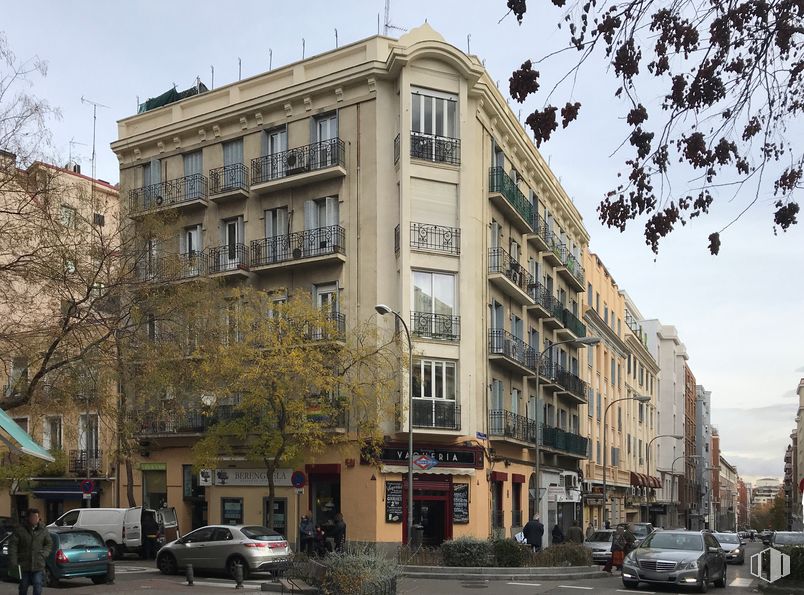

{"left": 750, "top": 548, "right": 791, "bottom": 583}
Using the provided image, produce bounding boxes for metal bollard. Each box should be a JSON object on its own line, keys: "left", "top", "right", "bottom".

{"left": 107, "top": 561, "right": 115, "bottom": 585}
{"left": 234, "top": 562, "right": 244, "bottom": 589}
{"left": 186, "top": 563, "right": 194, "bottom": 586}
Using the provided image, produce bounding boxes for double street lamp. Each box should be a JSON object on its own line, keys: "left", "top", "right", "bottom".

{"left": 645, "top": 434, "right": 683, "bottom": 477}
{"left": 670, "top": 454, "right": 703, "bottom": 528}
{"left": 602, "top": 393, "right": 652, "bottom": 525}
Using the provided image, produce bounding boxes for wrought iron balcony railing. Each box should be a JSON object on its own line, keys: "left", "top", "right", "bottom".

{"left": 541, "top": 424, "right": 589, "bottom": 457}
{"left": 488, "top": 410, "right": 537, "bottom": 442}
{"left": 139, "top": 251, "right": 208, "bottom": 282}
{"left": 251, "top": 138, "right": 345, "bottom": 185}
{"left": 209, "top": 163, "right": 249, "bottom": 196}
{"left": 489, "top": 167, "right": 534, "bottom": 226}
{"left": 488, "top": 247, "right": 533, "bottom": 294}
{"left": 409, "top": 222, "right": 461, "bottom": 255}
{"left": 563, "top": 252, "right": 585, "bottom": 287}
{"left": 562, "top": 308, "right": 587, "bottom": 337}
{"left": 394, "top": 134, "right": 401, "bottom": 164}
{"left": 554, "top": 365, "right": 588, "bottom": 401}
{"left": 250, "top": 225, "right": 345, "bottom": 267}
{"left": 528, "top": 281, "right": 560, "bottom": 312}
{"left": 129, "top": 174, "right": 208, "bottom": 214}
{"left": 308, "top": 312, "right": 346, "bottom": 341}
{"left": 410, "top": 131, "right": 461, "bottom": 165}
{"left": 68, "top": 449, "right": 102, "bottom": 475}
{"left": 412, "top": 399, "right": 460, "bottom": 430}
{"left": 411, "top": 312, "right": 460, "bottom": 341}
{"left": 488, "top": 329, "right": 535, "bottom": 370}
{"left": 207, "top": 243, "right": 249, "bottom": 273}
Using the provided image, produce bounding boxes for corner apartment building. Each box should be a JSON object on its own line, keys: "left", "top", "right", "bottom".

{"left": 111, "top": 24, "right": 592, "bottom": 550}
{"left": 695, "top": 385, "right": 712, "bottom": 527}
{"left": 752, "top": 477, "right": 782, "bottom": 507}
{"left": 0, "top": 155, "right": 120, "bottom": 521}
{"left": 641, "top": 320, "right": 688, "bottom": 527}
{"left": 784, "top": 439, "right": 795, "bottom": 529}
{"left": 681, "top": 363, "right": 698, "bottom": 528}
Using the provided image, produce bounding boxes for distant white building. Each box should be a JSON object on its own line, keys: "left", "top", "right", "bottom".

{"left": 752, "top": 477, "right": 782, "bottom": 507}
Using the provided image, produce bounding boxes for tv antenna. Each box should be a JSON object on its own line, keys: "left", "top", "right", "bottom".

{"left": 80, "top": 96, "right": 110, "bottom": 184}
{"left": 68, "top": 138, "right": 87, "bottom": 165}
{"left": 384, "top": 0, "right": 406, "bottom": 35}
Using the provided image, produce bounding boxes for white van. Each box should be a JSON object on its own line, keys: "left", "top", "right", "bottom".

{"left": 49, "top": 507, "right": 154, "bottom": 558}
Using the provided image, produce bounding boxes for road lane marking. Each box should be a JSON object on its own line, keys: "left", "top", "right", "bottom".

{"left": 558, "top": 587, "right": 593, "bottom": 590}
{"left": 616, "top": 590, "right": 655, "bottom": 594}
{"left": 507, "top": 582, "right": 542, "bottom": 586}
{"left": 729, "top": 577, "right": 753, "bottom": 587}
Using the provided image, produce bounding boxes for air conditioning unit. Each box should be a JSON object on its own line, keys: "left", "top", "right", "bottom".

{"left": 285, "top": 149, "right": 309, "bottom": 174}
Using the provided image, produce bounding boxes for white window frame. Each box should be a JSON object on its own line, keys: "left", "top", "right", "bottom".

{"left": 413, "top": 359, "right": 456, "bottom": 401}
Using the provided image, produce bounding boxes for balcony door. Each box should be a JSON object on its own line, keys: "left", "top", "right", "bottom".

{"left": 315, "top": 113, "right": 338, "bottom": 167}
{"left": 262, "top": 128, "right": 287, "bottom": 180}
{"left": 181, "top": 225, "right": 202, "bottom": 277}
{"left": 490, "top": 300, "right": 504, "bottom": 352}
{"left": 303, "top": 197, "right": 339, "bottom": 256}
{"left": 79, "top": 413, "right": 99, "bottom": 458}
{"left": 314, "top": 283, "right": 338, "bottom": 316}
{"left": 220, "top": 217, "right": 244, "bottom": 269}
{"left": 221, "top": 139, "right": 244, "bottom": 190}
{"left": 183, "top": 151, "right": 203, "bottom": 200}
{"left": 264, "top": 207, "right": 288, "bottom": 263}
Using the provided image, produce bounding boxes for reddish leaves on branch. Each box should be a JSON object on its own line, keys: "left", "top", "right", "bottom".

{"left": 505, "top": 0, "right": 801, "bottom": 253}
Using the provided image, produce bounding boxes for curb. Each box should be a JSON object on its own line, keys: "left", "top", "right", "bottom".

{"left": 400, "top": 565, "right": 607, "bottom": 581}
{"left": 758, "top": 581, "right": 804, "bottom": 594}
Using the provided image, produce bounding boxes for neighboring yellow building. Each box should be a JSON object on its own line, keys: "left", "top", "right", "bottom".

{"left": 111, "top": 24, "right": 591, "bottom": 551}
{"left": 0, "top": 154, "right": 121, "bottom": 522}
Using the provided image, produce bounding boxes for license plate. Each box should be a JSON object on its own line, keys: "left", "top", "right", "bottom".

{"left": 80, "top": 553, "right": 99, "bottom": 560}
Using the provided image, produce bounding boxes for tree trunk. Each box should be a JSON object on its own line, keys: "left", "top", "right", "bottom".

{"left": 265, "top": 460, "right": 276, "bottom": 530}
{"left": 125, "top": 457, "right": 136, "bottom": 507}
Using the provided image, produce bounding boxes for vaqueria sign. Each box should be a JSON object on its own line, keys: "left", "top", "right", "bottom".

{"left": 199, "top": 468, "right": 294, "bottom": 487}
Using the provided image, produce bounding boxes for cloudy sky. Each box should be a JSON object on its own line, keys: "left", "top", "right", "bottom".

{"left": 3, "top": 1, "right": 802, "bottom": 483}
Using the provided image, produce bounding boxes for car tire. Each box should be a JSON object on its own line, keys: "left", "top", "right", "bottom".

{"left": 157, "top": 552, "right": 178, "bottom": 575}
{"left": 622, "top": 579, "right": 640, "bottom": 589}
{"left": 106, "top": 540, "right": 123, "bottom": 560}
{"left": 91, "top": 575, "right": 109, "bottom": 585}
{"left": 714, "top": 565, "right": 726, "bottom": 588}
{"left": 698, "top": 568, "right": 709, "bottom": 593}
{"left": 227, "top": 555, "right": 250, "bottom": 581}
{"left": 45, "top": 567, "right": 59, "bottom": 588}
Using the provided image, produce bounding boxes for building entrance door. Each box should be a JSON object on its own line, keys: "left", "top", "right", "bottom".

{"left": 402, "top": 475, "right": 453, "bottom": 546}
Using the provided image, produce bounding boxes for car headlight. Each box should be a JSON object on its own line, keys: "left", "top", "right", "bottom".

{"left": 731, "top": 548, "right": 741, "bottom": 554}
{"left": 681, "top": 560, "right": 698, "bottom": 570}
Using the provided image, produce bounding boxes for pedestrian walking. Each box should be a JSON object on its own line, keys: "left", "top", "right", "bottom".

{"left": 141, "top": 510, "right": 160, "bottom": 560}
{"left": 551, "top": 523, "right": 565, "bottom": 545}
{"left": 585, "top": 522, "right": 595, "bottom": 539}
{"left": 567, "top": 520, "right": 584, "bottom": 544}
{"left": 603, "top": 525, "right": 630, "bottom": 573}
{"left": 522, "top": 514, "right": 544, "bottom": 552}
{"left": 332, "top": 513, "right": 347, "bottom": 552}
{"left": 299, "top": 513, "right": 315, "bottom": 555}
{"left": 8, "top": 508, "right": 52, "bottom": 595}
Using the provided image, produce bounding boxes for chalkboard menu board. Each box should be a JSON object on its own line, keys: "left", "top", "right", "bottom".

{"left": 453, "top": 484, "right": 469, "bottom": 523}
{"left": 385, "top": 481, "right": 403, "bottom": 523}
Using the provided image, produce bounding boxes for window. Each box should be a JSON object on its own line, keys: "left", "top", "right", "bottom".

{"left": 304, "top": 197, "right": 339, "bottom": 231}
{"left": 412, "top": 359, "right": 456, "bottom": 400}
{"left": 595, "top": 292, "right": 600, "bottom": 312}
{"left": 511, "top": 388, "right": 520, "bottom": 415}
{"left": 60, "top": 205, "right": 76, "bottom": 227}
{"left": 596, "top": 392, "right": 601, "bottom": 419}
{"left": 79, "top": 413, "right": 99, "bottom": 454}
{"left": 411, "top": 89, "right": 457, "bottom": 138}
{"left": 627, "top": 434, "right": 632, "bottom": 455}
{"left": 571, "top": 414, "right": 579, "bottom": 434}
{"left": 559, "top": 409, "right": 567, "bottom": 430}
{"left": 43, "top": 416, "right": 62, "bottom": 450}
{"left": 183, "top": 151, "right": 203, "bottom": 199}
{"left": 412, "top": 271, "right": 456, "bottom": 317}
{"left": 611, "top": 359, "right": 616, "bottom": 385}
{"left": 587, "top": 283, "right": 593, "bottom": 307}
{"left": 617, "top": 364, "right": 621, "bottom": 386}
{"left": 261, "top": 127, "right": 288, "bottom": 179}
{"left": 12, "top": 417, "right": 28, "bottom": 433}
{"left": 587, "top": 345, "right": 594, "bottom": 367}
{"left": 596, "top": 442, "right": 601, "bottom": 463}
{"left": 604, "top": 304, "right": 609, "bottom": 325}
{"left": 638, "top": 402, "right": 644, "bottom": 423}
{"left": 223, "top": 139, "right": 244, "bottom": 167}
{"left": 262, "top": 207, "right": 289, "bottom": 262}
{"left": 617, "top": 318, "right": 621, "bottom": 336}
{"left": 491, "top": 379, "right": 504, "bottom": 410}
{"left": 93, "top": 213, "right": 105, "bottom": 227}
{"left": 314, "top": 113, "right": 339, "bottom": 167}
{"left": 617, "top": 408, "right": 622, "bottom": 432}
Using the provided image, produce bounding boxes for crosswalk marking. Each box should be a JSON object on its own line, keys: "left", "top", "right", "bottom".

{"left": 507, "top": 582, "right": 542, "bottom": 586}
{"left": 729, "top": 577, "right": 753, "bottom": 587}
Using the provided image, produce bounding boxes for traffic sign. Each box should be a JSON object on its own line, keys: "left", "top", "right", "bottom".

{"left": 291, "top": 471, "right": 306, "bottom": 489}
{"left": 80, "top": 480, "right": 95, "bottom": 495}
{"left": 413, "top": 455, "right": 438, "bottom": 470}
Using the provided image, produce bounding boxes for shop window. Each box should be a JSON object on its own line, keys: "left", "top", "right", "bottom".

{"left": 142, "top": 469, "right": 167, "bottom": 509}
{"left": 221, "top": 497, "right": 243, "bottom": 525}
{"left": 264, "top": 497, "right": 287, "bottom": 537}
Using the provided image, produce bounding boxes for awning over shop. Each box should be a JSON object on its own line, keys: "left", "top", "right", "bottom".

{"left": 650, "top": 476, "right": 662, "bottom": 488}
{"left": 31, "top": 484, "right": 99, "bottom": 500}
{"left": 630, "top": 471, "right": 645, "bottom": 487}
{"left": 381, "top": 465, "right": 476, "bottom": 477}
{"left": 0, "top": 408, "right": 54, "bottom": 462}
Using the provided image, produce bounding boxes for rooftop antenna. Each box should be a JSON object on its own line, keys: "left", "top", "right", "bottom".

{"left": 238, "top": 58, "right": 242, "bottom": 80}
{"left": 302, "top": 38, "right": 305, "bottom": 59}
{"left": 269, "top": 49, "right": 273, "bottom": 70}
{"left": 384, "top": 0, "right": 406, "bottom": 35}
{"left": 210, "top": 65, "right": 214, "bottom": 89}
{"left": 467, "top": 34, "right": 471, "bottom": 54}
{"left": 80, "top": 96, "right": 109, "bottom": 186}
{"left": 335, "top": 28, "right": 339, "bottom": 48}
{"left": 68, "top": 138, "right": 87, "bottom": 165}
{"left": 377, "top": 13, "right": 380, "bottom": 35}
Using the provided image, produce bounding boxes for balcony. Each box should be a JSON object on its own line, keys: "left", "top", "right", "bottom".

{"left": 207, "top": 243, "right": 251, "bottom": 278}
{"left": 128, "top": 174, "right": 209, "bottom": 217}
{"left": 558, "top": 252, "right": 585, "bottom": 292}
{"left": 138, "top": 251, "right": 208, "bottom": 283}
{"left": 411, "top": 312, "right": 460, "bottom": 342}
{"left": 409, "top": 131, "right": 460, "bottom": 166}
{"left": 488, "top": 329, "right": 535, "bottom": 375}
{"left": 488, "top": 248, "right": 533, "bottom": 305}
{"left": 526, "top": 212, "right": 551, "bottom": 252}
{"left": 69, "top": 449, "right": 102, "bottom": 476}
{"left": 412, "top": 399, "right": 460, "bottom": 430}
{"left": 557, "top": 308, "right": 587, "bottom": 340}
{"left": 488, "top": 167, "right": 533, "bottom": 233}
{"left": 527, "top": 282, "right": 563, "bottom": 328}
{"left": 251, "top": 138, "right": 346, "bottom": 192}
{"left": 209, "top": 164, "right": 250, "bottom": 203}
{"left": 625, "top": 311, "right": 641, "bottom": 335}
{"left": 308, "top": 312, "right": 346, "bottom": 341}
{"left": 541, "top": 424, "right": 589, "bottom": 458}
{"left": 489, "top": 410, "right": 537, "bottom": 443}
{"left": 554, "top": 365, "right": 588, "bottom": 404}
{"left": 540, "top": 231, "right": 565, "bottom": 267}
{"left": 409, "top": 222, "right": 460, "bottom": 255}
{"left": 135, "top": 409, "right": 210, "bottom": 435}
{"left": 250, "top": 225, "right": 346, "bottom": 271}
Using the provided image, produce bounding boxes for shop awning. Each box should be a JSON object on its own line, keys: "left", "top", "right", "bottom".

{"left": 31, "top": 484, "right": 98, "bottom": 500}
{"left": 381, "top": 465, "right": 476, "bottom": 477}
{"left": 0, "top": 408, "right": 54, "bottom": 462}
{"left": 650, "top": 476, "right": 662, "bottom": 488}
{"left": 630, "top": 471, "right": 645, "bottom": 487}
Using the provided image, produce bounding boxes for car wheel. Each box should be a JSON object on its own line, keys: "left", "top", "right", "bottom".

{"left": 91, "top": 575, "right": 109, "bottom": 585}
{"left": 45, "top": 567, "right": 60, "bottom": 588}
{"left": 714, "top": 565, "right": 726, "bottom": 588}
{"left": 106, "top": 540, "right": 122, "bottom": 560}
{"left": 157, "top": 552, "right": 178, "bottom": 575}
{"left": 227, "top": 556, "right": 250, "bottom": 581}
{"left": 698, "top": 568, "right": 709, "bottom": 593}
{"left": 622, "top": 579, "right": 640, "bottom": 589}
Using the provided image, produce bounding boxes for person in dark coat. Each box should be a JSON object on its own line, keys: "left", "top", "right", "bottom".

{"left": 8, "top": 508, "right": 52, "bottom": 595}
{"left": 567, "top": 520, "right": 584, "bottom": 543}
{"left": 331, "top": 513, "right": 346, "bottom": 552}
{"left": 522, "top": 514, "right": 544, "bottom": 551}
{"left": 141, "top": 510, "right": 160, "bottom": 560}
{"left": 299, "top": 513, "right": 315, "bottom": 555}
{"left": 551, "top": 523, "right": 565, "bottom": 545}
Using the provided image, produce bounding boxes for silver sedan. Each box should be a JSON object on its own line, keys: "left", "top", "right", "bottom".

{"left": 156, "top": 525, "right": 292, "bottom": 579}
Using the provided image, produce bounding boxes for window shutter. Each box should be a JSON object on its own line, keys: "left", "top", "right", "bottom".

{"left": 183, "top": 151, "right": 202, "bottom": 176}
{"left": 411, "top": 178, "right": 457, "bottom": 227}
{"left": 325, "top": 197, "right": 339, "bottom": 227}
{"left": 304, "top": 200, "right": 316, "bottom": 230}
{"left": 223, "top": 140, "right": 243, "bottom": 166}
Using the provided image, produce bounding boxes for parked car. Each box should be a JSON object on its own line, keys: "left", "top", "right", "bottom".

{"left": 0, "top": 528, "right": 111, "bottom": 587}
{"left": 713, "top": 532, "right": 744, "bottom": 564}
{"left": 770, "top": 532, "right": 804, "bottom": 548}
{"left": 760, "top": 530, "right": 773, "bottom": 545}
{"left": 621, "top": 529, "right": 727, "bottom": 592}
{"left": 583, "top": 529, "right": 615, "bottom": 564}
{"left": 157, "top": 525, "right": 292, "bottom": 579}
{"left": 617, "top": 522, "right": 655, "bottom": 547}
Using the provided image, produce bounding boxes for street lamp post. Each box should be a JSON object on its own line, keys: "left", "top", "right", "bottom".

{"left": 531, "top": 336, "right": 599, "bottom": 546}
{"left": 643, "top": 434, "right": 682, "bottom": 523}
{"left": 603, "top": 394, "right": 651, "bottom": 526}
{"left": 670, "top": 454, "right": 703, "bottom": 528}
{"left": 375, "top": 305, "right": 414, "bottom": 546}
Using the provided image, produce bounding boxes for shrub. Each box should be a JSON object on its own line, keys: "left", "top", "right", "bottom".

{"left": 316, "top": 546, "right": 399, "bottom": 595}
{"left": 531, "top": 543, "right": 593, "bottom": 567}
{"left": 493, "top": 538, "right": 529, "bottom": 567}
{"left": 441, "top": 536, "right": 495, "bottom": 567}
{"left": 771, "top": 546, "right": 804, "bottom": 585}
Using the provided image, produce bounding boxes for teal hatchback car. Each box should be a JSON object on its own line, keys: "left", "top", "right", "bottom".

{"left": 0, "top": 528, "right": 111, "bottom": 586}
